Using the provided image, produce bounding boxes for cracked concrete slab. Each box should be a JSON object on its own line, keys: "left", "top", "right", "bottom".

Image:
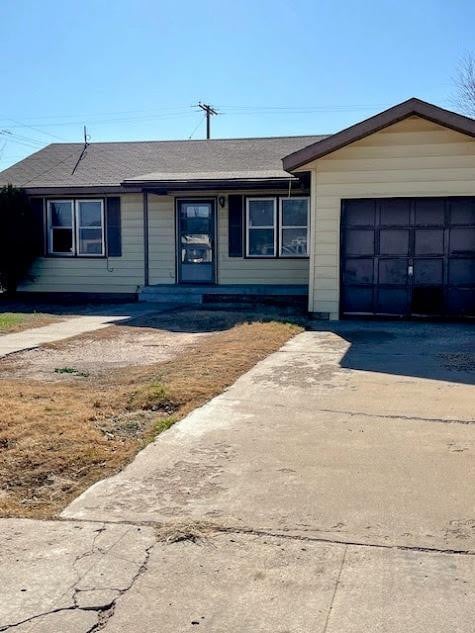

{"left": 101, "top": 532, "right": 346, "bottom": 633}
{"left": 324, "top": 544, "right": 475, "bottom": 633}
{"left": 0, "top": 519, "right": 156, "bottom": 631}
{"left": 101, "top": 532, "right": 475, "bottom": 633}
{"left": 64, "top": 323, "right": 475, "bottom": 552}
{"left": 7, "top": 610, "right": 99, "bottom": 633}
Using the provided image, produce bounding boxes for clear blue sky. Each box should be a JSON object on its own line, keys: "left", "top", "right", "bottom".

{"left": 0, "top": 0, "right": 473, "bottom": 170}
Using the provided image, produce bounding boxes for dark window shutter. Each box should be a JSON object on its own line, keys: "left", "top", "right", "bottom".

{"left": 228, "top": 195, "right": 243, "bottom": 257}
{"left": 30, "top": 197, "right": 45, "bottom": 256}
{"left": 106, "top": 197, "right": 122, "bottom": 257}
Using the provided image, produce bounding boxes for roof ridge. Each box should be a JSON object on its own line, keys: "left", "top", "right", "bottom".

{"left": 45, "top": 133, "right": 328, "bottom": 147}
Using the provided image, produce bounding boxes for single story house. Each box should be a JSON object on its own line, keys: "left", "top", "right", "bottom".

{"left": 0, "top": 97, "right": 474, "bottom": 319}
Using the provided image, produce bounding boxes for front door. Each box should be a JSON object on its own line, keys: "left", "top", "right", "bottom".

{"left": 177, "top": 200, "right": 215, "bottom": 284}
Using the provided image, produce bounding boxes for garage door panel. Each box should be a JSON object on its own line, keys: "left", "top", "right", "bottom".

{"left": 449, "top": 228, "right": 475, "bottom": 255}
{"left": 375, "top": 288, "right": 410, "bottom": 315}
{"left": 446, "top": 288, "right": 475, "bottom": 316}
{"left": 450, "top": 198, "right": 475, "bottom": 225}
{"left": 341, "top": 286, "right": 374, "bottom": 313}
{"left": 412, "top": 287, "right": 444, "bottom": 315}
{"left": 343, "top": 258, "right": 374, "bottom": 284}
{"left": 341, "top": 197, "right": 474, "bottom": 317}
{"left": 414, "top": 198, "right": 445, "bottom": 225}
{"left": 344, "top": 230, "right": 374, "bottom": 256}
{"left": 414, "top": 229, "right": 444, "bottom": 255}
{"left": 449, "top": 259, "right": 475, "bottom": 285}
{"left": 378, "top": 259, "right": 408, "bottom": 284}
{"left": 413, "top": 259, "right": 444, "bottom": 285}
{"left": 379, "top": 229, "right": 410, "bottom": 255}
{"left": 343, "top": 199, "right": 376, "bottom": 226}
{"left": 380, "top": 199, "right": 410, "bottom": 225}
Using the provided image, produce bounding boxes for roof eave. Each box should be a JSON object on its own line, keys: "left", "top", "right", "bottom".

{"left": 282, "top": 98, "right": 475, "bottom": 172}
{"left": 121, "top": 176, "right": 306, "bottom": 191}
{"left": 21, "top": 184, "right": 139, "bottom": 196}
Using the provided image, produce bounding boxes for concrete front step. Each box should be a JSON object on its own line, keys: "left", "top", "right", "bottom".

{"left": 138, "top": 284, "right": 308, "bottom": 306}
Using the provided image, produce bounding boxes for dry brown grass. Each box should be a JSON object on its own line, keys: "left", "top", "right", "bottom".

{"left": 0, "top": 317, "right": 302, "bottom": 519}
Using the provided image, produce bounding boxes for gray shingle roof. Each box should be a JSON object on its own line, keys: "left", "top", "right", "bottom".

{"left": 0, "top": 135, "right": 327, "bottom": 189}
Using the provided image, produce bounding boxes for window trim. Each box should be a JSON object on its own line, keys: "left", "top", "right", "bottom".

{"left": 279, "top": 196, "right": 310, "bottom": 258}
{"left": 75, "top": 199, "right": 105, "bottom": 257}
{"left": 46, "top": 198, "right": 105, "bottom": 257}
{"left": 244, "top": 195, "right": 310, "bottom": 259}
{"left": 47, "top": 199, "right": 75, "bottom": 257}
{"left": 245, "top": 197, "right": 277, "bottom": 258}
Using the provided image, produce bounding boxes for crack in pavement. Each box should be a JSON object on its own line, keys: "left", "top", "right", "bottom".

{"left": 321, "top": 545, "right": 348, "bottom": 633}
{"left": 0, "top": 531, "right": 156, "bottom": 632}
{"left": 2, "top": 515, "right": 473, "bottom": 631}
{"left": 60, "top": 517, "right": 475, "bottom": 557}
{"left": 311, "top": 407, "right": 475, "bottom": 426}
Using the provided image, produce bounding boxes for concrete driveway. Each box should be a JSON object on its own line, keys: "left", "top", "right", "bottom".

{"left": 3, "top": 321, "right": 474, "bottom": 632}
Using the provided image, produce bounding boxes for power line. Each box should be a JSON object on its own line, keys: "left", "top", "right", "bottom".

{"left": 188, "top": 115, "right": 206, "bottom": 139}
{"left": 6, "top": 118, "right": 66, "bottom": 141}
{"left": 20, "top": 150, "right": 79, "bottom": 186}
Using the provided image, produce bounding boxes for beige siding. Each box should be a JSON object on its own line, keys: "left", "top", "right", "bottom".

{"left": 19, "top": 194, "right": 144, "bottom": 294}
{"left": 148, "top": 195, "right": 176, "bottom": 284}
{"left": 147, "top": 191, "right": 309, "bottom": 286}
{"left": 305, "top": 116, "right": 475, "bottom": 318}
{"left": 217, "top": 195, "right": 309, "bottom": 285}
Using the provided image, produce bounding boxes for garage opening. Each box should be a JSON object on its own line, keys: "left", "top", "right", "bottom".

{"left": 340, "top": 197, "right": 475, "bottom": 318}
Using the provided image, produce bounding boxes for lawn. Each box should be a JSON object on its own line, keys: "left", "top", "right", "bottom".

{"left": 0, "top": 309, "right": 304, "bottom": 519}
{"left": 0, "top": 311, "right": 61, "bottom": 334}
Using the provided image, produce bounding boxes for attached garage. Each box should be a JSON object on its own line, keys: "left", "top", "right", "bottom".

{"left": 341, "top": 197, "right": 475, "bottom": 317}
{"left": 283, "top": 98, "right": 475, "bottom": 319}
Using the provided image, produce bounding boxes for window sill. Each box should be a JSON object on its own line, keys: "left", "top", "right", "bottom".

{"left": 46, "top": 254, "right": 107, "bottom": 259}
{"left": 244, "top": 255, "right": 309, "bottom": 260}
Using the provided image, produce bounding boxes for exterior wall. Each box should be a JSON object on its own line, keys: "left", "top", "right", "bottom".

{"left": 305, "top": 116, "right": 475, "bottom": 318}
{"left": 217, "top": 194, "right": 309, "bottom": 285}
{"left": 147, "top": 190, "right": 309, "bottom": 286}
{"left": 148, "top": 194, "right": 176, "bottom": 284}
{"left": 19, "top": 194, "right": 144, "bottom": 294}
{"left": 20, "top": 189, "right": 310, "bottom": 295}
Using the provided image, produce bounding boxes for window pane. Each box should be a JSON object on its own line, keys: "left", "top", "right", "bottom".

{"left": 181, "top": 235, "right": 212, "bottom": 263}
{"left": 50, "top": 201, "right": 73, "bottom": 227}
{"left": 281, "top": 228, "right": 308, "bottom": 256}
{"left": 180, "top": 205, "right": 211, "bottom": 234}
{"left": 248, "top": 200, "right": 275, "bottom": 227}
{"left": 282, "top": 199, "right": 308, "bottom": 226}
{"left": 78, "top": 201, "right": 102, "bottom": 227}
{"left": 52, "top": 228, "right": 73, "bottom": 253}
{"left": 248, "top": 228, "right": 275, "bottom": 256}
{"left": 78, "top": 228, "right": 103, "bottom": 255}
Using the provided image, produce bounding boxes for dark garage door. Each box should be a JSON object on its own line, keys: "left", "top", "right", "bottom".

{"left": 341, "top": 197, "right": 475, "bottom": 317}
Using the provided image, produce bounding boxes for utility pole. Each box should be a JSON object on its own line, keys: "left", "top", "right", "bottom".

{"left": 195, "top": 102, "right": 219, "bottom": 139}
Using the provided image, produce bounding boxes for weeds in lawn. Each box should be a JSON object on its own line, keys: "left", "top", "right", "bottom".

{"left": 54, "top": 367, "right": 90, "bottom": 378}
{"left": 0, "top": 313, "right": 23, "bottom": 331}
{"left": 0, "top": 315, "right": 303, "bottom": 518}
{"left": 0, "top": 311, "right": 60, "bottom": 334}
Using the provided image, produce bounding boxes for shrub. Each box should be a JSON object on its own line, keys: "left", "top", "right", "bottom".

{"left": 0, "top": 185, "right": 36, "bottom": 294}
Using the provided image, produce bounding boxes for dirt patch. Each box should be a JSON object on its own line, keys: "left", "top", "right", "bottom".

{"left": 0, "top": 309, "right": 303, "bottom": 519}
{"left": 0, "top": 328, "right": 208, "bottom": 381}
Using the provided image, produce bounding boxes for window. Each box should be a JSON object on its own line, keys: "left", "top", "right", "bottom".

{"left": 246, "top": 198, "right": 277, "bottom": 256}
{"left": 77, "top": 200, "right": 104, "bottom": 255}
{"left": 280, "top": 197, "right": 309, "bottom": 257}
{"left": 47, "top": 199, "right": 104, "bottom": 256}
{"left": 48, "top": 200, "right": 74, "bottom": 255}
{"left": 245, "top": 196, "right": 309, "bottom": 258}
